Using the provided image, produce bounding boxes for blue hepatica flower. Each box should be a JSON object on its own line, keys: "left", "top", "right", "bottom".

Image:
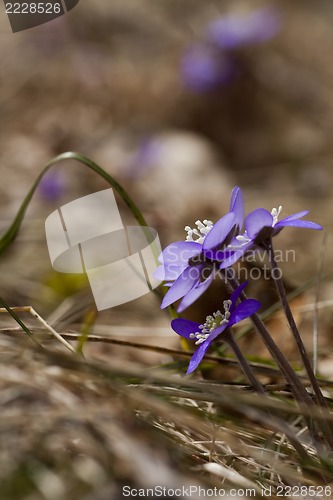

{"left": 221, "top": 205, "right": 323, "bottom": 268}
{"left": 181, "top": 44, "right": 235, "bottom": 93}
{"left": 181, "top": 8, "right": 280, "bottom": 93}
{"left": 126, "top": 137, "right": 162, "bottom": 178}
{"left": 155, "top": 187, "right": 244, "bottom": 312}
{"left": 207, "top": 8, "right": 280, "bottom": 50}
{"left": 38, "top": 170, "right": 66, "bottom": 202}
{"left": 171, "top": 281, "right": 260, "bottom": 374}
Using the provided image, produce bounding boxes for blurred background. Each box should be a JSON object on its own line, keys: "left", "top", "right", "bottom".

{"left": 0, "top": 0, "right": 332, "bottom": 368}
{"left": 2, "top": 1, "right": 333, "bottom": 497}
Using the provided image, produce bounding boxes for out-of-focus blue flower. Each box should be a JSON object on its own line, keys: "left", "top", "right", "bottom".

{"left": 171, "top": 281, "right": 260, "bottom": 374}
{"left": 181, "top": 8, "right": 280, "bottom": 93}
{"left": 207, "top": 8, "right": 280, "bottom": 50}
{"left": 126, "top": 138, "right": 162, "bottom": 178}
{"left": 38, "top": 170, "right": 65, "bottom": 202}
{"left": 181, "top": 44, "right": 235, "bottom": 93}
{"left": 221, "top": 206, "right": 323, "bottom": 268}
{"left": 155, "top": 187, "right": 244, "bottom": 312}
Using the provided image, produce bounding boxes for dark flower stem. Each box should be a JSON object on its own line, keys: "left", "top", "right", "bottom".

{"left": 266, "top": 240, "right": 327, "bottom": 409}
{"left": 223, "top": 331, "right": 316, "bottom": 462}
{"left": 224, "top": 330, "right": 265, "bottom": 394}
{"left": 267, "top": 241, "right": 333, "bottom": 452}
{"left": 224, "top": 268, "right": 333, "bottom": 452}
{"left": 223, "top": 269, "right": 314, "bottom": 407}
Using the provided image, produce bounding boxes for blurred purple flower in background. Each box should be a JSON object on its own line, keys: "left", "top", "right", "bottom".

{"left": 126, "top": 138, "right": 162, "bottom": 178}
{"left": 181, "top": 8, "right": 280, "bottom": 93}
{"left": 181, "top": 44, "right": 235, "bottom": 93}
{"left": 38, "top": 170, "right": 66, "bottom": 202}
{"left": 207, "top": 8, "right": 281, "bottom": 50}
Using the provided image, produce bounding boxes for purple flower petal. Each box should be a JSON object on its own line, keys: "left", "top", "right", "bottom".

{"left": 203, "top": 212, "right": 235, "bottom": 251}
{"left": 219, "top": 244, "right": 252, "bottom": 268}
{"left": 154, "top": 264, "right": 185, "bottom": 282}
{"left": 154, "top": 265, "right": 166, "bottom": 281}
{"left": 229, "top": 299, "right": 261, "bottom": 326}
{"left": 229, "top": 186, "right": 244, "bottom": 230}
{"left": 246, "top": 208, "right": 273, "bottom": 239}
{"left": 204, "top": 247, "right": 229, "bottom": 261}
{"left": 185, "top": 298, "right": 261, "bottom": 373}
{"left": 161, "top": 265, "right": 201, "bottom": 309}
{"left": 177, "top": 272, "right": 214, "bottom": 312}
{"left": 171, "top": 318, "right": 200, "bottom": 339}
{"left": 187, "top": 338, "right": 214, "bottom": 374}
{"left": 229, "top": 281, "right": 248, "bottom": 310}
{"left": 158, "top": 241, "right": 201, "bottom": 264}
{"left": 207, "top": 323, "right": 229, "bottom": 342}
{"left": 280, "top": 211, "right": 309, "bottom": 222}
{"left": 275, "top": 220, "right": 323, "bottom": 230}
{"left": 186, "top": 319, "right": 230, "bottom": 374}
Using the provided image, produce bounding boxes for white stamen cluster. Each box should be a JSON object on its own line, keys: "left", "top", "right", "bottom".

{"left": 190, "top": 299, "right": 232, "bottom": 345}
{"left": 184, "top": 219, "right": 213, "bottom": 244}
{"left": 271, "top": 206, "right": 282, "bottom": 226}
{"left": 228, "top": 232, "right": 251, "bottom": 249}
{"left": 235, "top": 232, "right": 251, "bottom": 244}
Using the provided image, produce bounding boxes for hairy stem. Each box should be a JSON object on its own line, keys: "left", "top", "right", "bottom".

{"left": 266, "top": 240, "right": 333, "bottom": 451}
{"left": 223, "top": 331, "right": 314, "bottom": 461}
{"left": 224, "top": 269, "right": 333, "bottom": 452}
{"left": 266, "top": 240, "right": 327, "bottom": 408}
{"left": 224, "top": 330, "right": 265, "bottom": 394}
{"left": 223, "top": 269, "right": 313, "bottom": 406}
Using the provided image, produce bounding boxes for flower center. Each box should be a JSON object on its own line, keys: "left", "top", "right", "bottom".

{"left": 184, "top": 219, "right": 213, "bottom": 244}
{"left": 271, "top": 206, "right": 282, "bottom": 226}
{"left": 190, "top": 300, "right": 232, "bottom": 345}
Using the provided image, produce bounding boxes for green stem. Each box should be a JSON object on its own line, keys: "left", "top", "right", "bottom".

{"left": 0, "top": 152, "right": 148, "bottom": 254}
{"left": 0, "top": 296, "right": 42, "bottom": 349}
{"left": 0, "top": 152, "right": 176, "bottom": 317}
